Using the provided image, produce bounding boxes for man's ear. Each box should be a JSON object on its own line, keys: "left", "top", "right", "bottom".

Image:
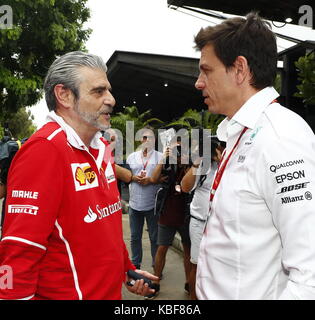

{"left": 234, "top": 56, "right": 250, "bottom": 85}
{"left": 54, "top": 84, "right": 74, "bottom": 109}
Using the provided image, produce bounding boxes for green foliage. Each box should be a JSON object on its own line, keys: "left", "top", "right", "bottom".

{"left": 110, "top": 106, "right": 224, "bottom": 156}
{"left": 165, "top": 108, "right": 224, "bottom": 134}
{"left": 0, "top": 0, "right": 91, "bottom": 117}
{"left": 110, "top": 106, "right": 164, "bottom": 152}
{"left": 110, "top": 106, "right": 164, "bottom": 134}
{"left": 0, "top": 108, "right": 36, "bottom": 140}
{"left": 294, "top": 52, "right": 315, "bottom": 106}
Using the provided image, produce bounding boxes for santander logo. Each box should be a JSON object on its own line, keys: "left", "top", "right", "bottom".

{"left": 84, "top": 207, "right": 98, "bottom": 223}
{"left": 84, "top": 198, "right": 122, "bottom": 224}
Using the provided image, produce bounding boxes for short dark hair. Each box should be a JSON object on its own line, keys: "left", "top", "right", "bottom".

{"left": 194, "top": 12, "right": 277, "bottom": 89}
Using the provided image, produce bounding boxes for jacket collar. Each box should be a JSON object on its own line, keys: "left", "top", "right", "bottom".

{"left": 46, "top": 111, "right": 105, "bottom": 169}
{"left": 217, "top": 87, "right": 279, "bottom": 141}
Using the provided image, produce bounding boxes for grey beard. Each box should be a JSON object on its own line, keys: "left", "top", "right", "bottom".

{"left": 74, "top": 104, "right": 111, "bottom": 131}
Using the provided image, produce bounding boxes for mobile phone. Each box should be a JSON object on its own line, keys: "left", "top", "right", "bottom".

{"left": 126, "top": 270, "right": 154, "bottom": 288}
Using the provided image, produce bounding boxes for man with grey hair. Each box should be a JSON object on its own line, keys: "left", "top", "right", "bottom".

{"left": 0, "top": 51, "right": 157, "bottom": 300}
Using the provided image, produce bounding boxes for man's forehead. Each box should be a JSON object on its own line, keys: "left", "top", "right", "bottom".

{"left": 78, "top": 66, "right": 109, "bottom": 84}
{"left": 199, "top": 44, "right": 223, "bottom": 69}
{"left": 199, "top": 44, "right": 214, "bottom": 60}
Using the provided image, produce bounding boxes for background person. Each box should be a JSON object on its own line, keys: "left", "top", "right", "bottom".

{"left": 0, "top": 51, "right": 157, "bottom": 300}
{"left": 181, "top": 135, "right": 224, "bottom": 299}
{"left": 0, "top": 135, "right": 26, "bottom": 230}
{"left": 149, "top": 139, "right": 192, "bottom": 299}
{"left": 194, "top": 12, "right": 315, "bottom": 299}
{"left": 126, "top": 127, "right": 163, "bottom": 270}
{"left": 103, "top": 128, "right": 129, "bottom": 197}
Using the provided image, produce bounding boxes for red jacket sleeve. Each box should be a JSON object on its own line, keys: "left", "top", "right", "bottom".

{"left": 0, "top": 138, "right": 63, "bottom": 299}
{"left": 123, "top": 241, "right": 136, "bottom": 273}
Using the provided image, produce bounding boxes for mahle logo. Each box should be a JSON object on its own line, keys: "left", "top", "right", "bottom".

{"left": 0, "top": 265, "right": 13, "bottom": 289}
{"left": 0, "top": 5, "right": 13, "bottom": 29}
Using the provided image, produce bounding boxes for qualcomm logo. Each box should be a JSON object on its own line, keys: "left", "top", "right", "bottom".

{"left": 84, "top": 207, "right": 98, "bottom": 223}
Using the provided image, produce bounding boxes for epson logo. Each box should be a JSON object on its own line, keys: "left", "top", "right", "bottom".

{"left": 275, "top": 170, "right": 305, "bottom": 184}
{"left": 8, "top": 204, "right": 39, "bottom": 215}
{"left": 277, "top": 182, "right": 310, "bottom": 194}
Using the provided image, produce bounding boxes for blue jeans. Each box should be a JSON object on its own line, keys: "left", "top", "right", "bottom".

{"left": 129, "top": 207, "right": 158, "bottom": 268}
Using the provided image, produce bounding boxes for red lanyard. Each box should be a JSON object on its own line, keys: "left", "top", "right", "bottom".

{"left": 141, "top": 151, "right": 152, "bottom": 170}
{"left": 209, "top": 99, "right": 278, "bottom": 202}
{"left": 210, "top": 127, "right": 248, "bottom": 201}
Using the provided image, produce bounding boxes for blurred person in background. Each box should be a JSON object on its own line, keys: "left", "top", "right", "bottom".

{"left": 126, "top": 127, "right": 164, "bottom": 271}
{"left": 181, "top": 132, "right": 224, "bottom": 299}
{"left": 148, "top": 136, "right": 192, "bottom": 299}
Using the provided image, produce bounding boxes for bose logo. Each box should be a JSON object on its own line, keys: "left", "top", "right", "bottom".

{"left": 8, "top": 204, "right": 39, "bottom": 215}
{"left": 277, "top": 182, "right": 310, "bottom": 194}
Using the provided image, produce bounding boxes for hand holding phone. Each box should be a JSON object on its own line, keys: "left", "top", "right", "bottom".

{"left": 126, "top": 269, "right": 155, "bottom": 288}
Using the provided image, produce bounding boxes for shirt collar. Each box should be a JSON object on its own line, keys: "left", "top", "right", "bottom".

{"left": 141, "top": 148, "right": 154, "bottom": 158}
{"left": 46, "top": 111, "right": 105, "bottom": 169}
{"left": 46, "top": 111, "right": 103, "bottom": 150}
{"left": 217, "top": 87, "right": 279, "bottom": 141}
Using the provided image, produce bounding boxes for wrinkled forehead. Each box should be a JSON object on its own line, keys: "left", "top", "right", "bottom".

{"left": 77, "top": 66, "right": 110, "bottom": 87}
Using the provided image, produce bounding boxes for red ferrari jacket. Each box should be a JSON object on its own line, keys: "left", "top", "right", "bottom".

{"left": 0, "top": 115, "right": 134, "bottom": 300}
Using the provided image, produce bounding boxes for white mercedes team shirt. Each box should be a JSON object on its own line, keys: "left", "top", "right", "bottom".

{"left": 196, "top": 87, "right": 315, "bottom": 300}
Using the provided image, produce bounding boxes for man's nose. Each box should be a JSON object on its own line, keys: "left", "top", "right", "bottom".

{"left": 195, "top": 75, "right": 204, "bottom": 90}
{"left": 105, "top": 91, "right": 116, "bottom": 107}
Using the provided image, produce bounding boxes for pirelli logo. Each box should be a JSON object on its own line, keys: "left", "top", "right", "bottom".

{"left": 8, "top": 204, "right": 39, "bottom": 215}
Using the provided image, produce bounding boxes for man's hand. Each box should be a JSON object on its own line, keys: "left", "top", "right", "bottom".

{"left": 137, "top": 176, "right": 151, "bottom": 186}
{"left": 132, "top": 175, "right": 143, "bottom": 184}
{"left": 125, "top": 269, "right": 159, "bottom": 296}
{"left": 131, "top": 175, "right": 151, "bottom": 186}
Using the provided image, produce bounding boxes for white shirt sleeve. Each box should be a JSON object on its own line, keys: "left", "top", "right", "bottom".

{"left": 256, "top": 134, "right": 315, "bottom": 299}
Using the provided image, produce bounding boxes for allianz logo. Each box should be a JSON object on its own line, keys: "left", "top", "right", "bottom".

{"left": 84, "top": 198, "right": 122, "bottom": 223}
